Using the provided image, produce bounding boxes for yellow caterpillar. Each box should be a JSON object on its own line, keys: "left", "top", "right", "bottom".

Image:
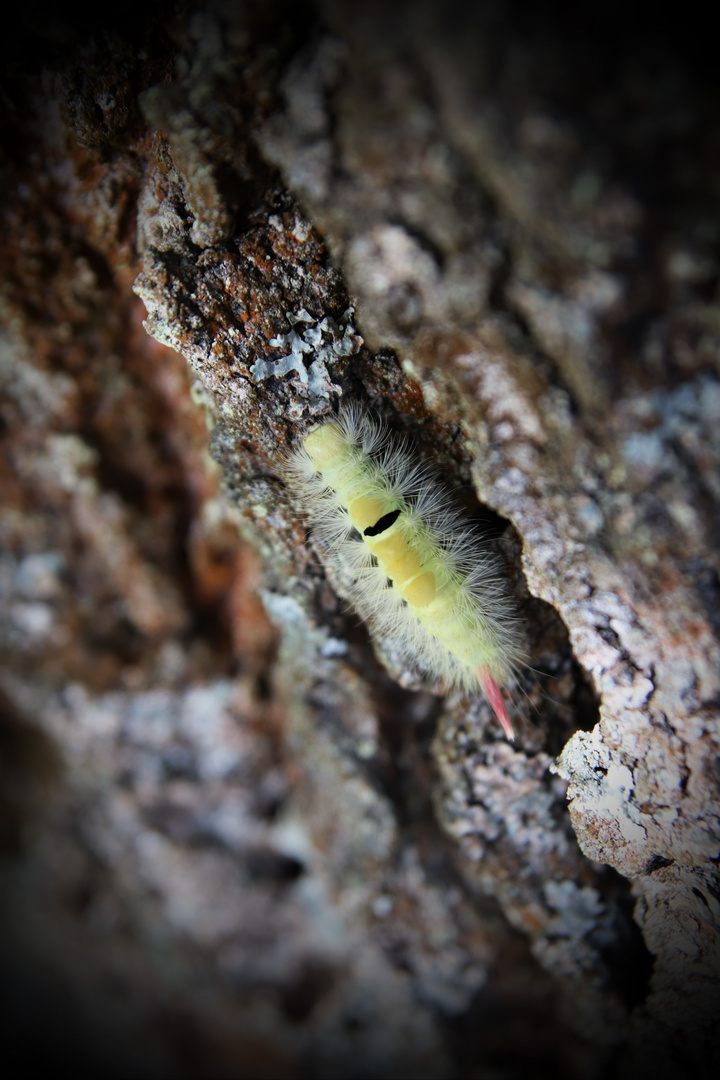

{"left": 287, "top": 407, "right": 521, "bottom": 740}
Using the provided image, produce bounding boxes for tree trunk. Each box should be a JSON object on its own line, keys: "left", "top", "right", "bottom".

{"left": 1, "top": 3, "right": 718, "bottom": 1077}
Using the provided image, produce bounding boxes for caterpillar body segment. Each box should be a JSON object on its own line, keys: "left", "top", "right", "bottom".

{"left": 289, "top": 408, "right": 521, "bottom": 740}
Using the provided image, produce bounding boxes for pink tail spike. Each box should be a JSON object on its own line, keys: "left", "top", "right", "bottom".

{"left": 479, "top": 669, "right": 515, "bottom": 742}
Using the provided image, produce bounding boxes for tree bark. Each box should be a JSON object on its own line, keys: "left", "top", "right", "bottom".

{"left": 1, "top": 3, "right": 718, "bottom": 1077}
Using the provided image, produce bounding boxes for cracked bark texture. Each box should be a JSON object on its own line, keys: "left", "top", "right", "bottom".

{"left": 1, "top": 3, "right": 719, "bottom": 1078}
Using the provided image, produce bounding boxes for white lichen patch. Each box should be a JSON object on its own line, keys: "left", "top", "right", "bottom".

{"left": 542, "top": 879, "right": 606, "bottom": 940}
{"left": 0, "top": 330, "right": 77, "bottom": 426}
{"left": 555, "top": 727, "right": 653, "bottom": 865}
{"left": 250, "top": 307, "right": 361, "bottom": 398}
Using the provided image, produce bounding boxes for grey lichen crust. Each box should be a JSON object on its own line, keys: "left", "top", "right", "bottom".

{"left": 250, "top": 306, "right": 358, "bottom": 396}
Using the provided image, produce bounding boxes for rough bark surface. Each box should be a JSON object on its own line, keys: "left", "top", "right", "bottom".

{"left": 1, "top": 3, "right": 718, "bottom": 1078}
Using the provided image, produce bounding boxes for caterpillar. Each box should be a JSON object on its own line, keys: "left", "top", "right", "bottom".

{"left": 286, "top": 406, "right": 522, "bottom": 740}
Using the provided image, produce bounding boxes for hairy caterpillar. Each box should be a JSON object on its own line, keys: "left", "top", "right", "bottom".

{"left": 287, "top": 407, "right": 522, "bottom": 740}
